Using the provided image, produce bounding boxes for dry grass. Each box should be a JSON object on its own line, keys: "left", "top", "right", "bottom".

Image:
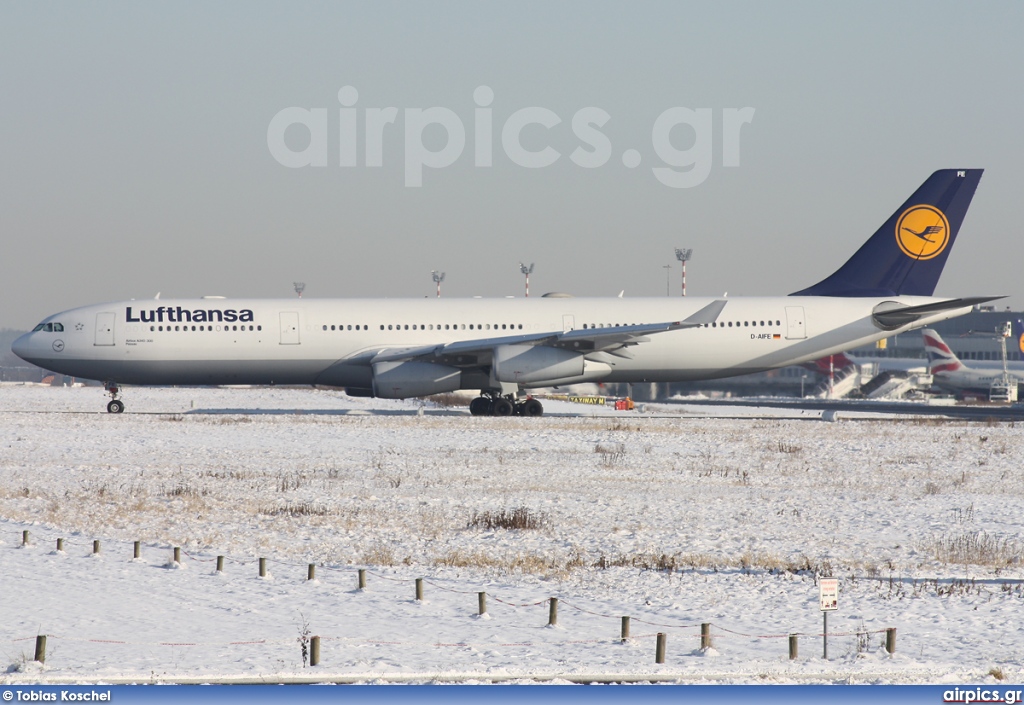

{"left": 467, "top": 507, "right": 547, "bottom": 531}
{"left": 259, "top": 502, "right": 331, "bottom": 517}
{"left": 929, "top": 531, "right": 1021, "bottom": 567}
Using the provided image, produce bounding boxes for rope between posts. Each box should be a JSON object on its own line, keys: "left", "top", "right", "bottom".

{"left": 488, "top": 595, "right": 550, "bottom": 608}
{"left": 49, "top": 635, "right": 289, "bottom": 647}
{"left": 709, "top": 622, "right": 890, "bottom": 639}
{"left": 179, "top": 549, "right": 215, "bottom": 563}
{"left": 422, "top": 579, "right": 481, "bottom": 596}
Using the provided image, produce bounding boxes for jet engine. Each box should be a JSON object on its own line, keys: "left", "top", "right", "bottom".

{"left": 371, "top": 360, "right": 461, "bottom": 399}
{"left": 491, "top": 344, "right": 611, "bottom": 386}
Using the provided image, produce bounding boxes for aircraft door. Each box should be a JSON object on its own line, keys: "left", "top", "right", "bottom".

{"left": 95, "top": 312, "right": 115, "bottom": 346}
{"left": 784, "top": 306, "right": 806, "bottom": 340}
{"left": 562, "top": 315, "right": 575, "bottom": 333}
{"left": 280, "top": 311, "right": 300, "bottom": 344}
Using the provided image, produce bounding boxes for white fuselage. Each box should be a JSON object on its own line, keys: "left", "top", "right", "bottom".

{"left": 13, "top": 295, "right": 974, "bottom": 392}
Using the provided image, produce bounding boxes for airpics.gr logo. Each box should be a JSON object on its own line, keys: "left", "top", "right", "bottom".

{"left": 895, "top": 204, "right": 950, "bottom": 260}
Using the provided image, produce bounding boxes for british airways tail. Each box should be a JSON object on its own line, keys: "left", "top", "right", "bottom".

{"left": 792, "top": 169, "right": 983, "bottom": 297}
{"left": 922, "top": 329, "right": 965, "bottom": 374}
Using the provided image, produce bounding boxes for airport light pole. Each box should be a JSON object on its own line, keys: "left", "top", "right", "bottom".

{"left": 293, "top": 282, "right": 306, "bottom": 298}
{"left": 675, "top": 248, "right": 692, "bottom": 296}
{"left": 432, "top": 270, "right": 445, "bottom": 298}
{"left": 662, "top": 264, "right": 671, "bottom": 296}
{"left": 519, "top": 262, "right": 534, "bottom": 298}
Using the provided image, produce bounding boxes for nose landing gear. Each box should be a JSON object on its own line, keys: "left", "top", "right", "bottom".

{"left": 105, "top": 383, "right": 124, "bottom": 414}
{"left": 469, "top": 392, "right": 544, "bottom": 417}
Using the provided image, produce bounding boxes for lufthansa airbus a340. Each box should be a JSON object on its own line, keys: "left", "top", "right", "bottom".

{"left": 13, "top": 169, "right": 999, "bottom": 417}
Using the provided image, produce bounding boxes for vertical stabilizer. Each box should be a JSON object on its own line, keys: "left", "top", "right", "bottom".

{"left": 922, "top": 329, "right": 965, "bottom": 374}
{"left": 792, "top": 170, "right": 983, "bottom": 297}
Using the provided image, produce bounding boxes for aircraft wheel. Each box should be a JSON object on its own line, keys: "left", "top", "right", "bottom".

{"left": 522, "top": 399, "right": 544, "bottom": 417}
{"left": 469, "top": 397, "right": 489, "bottom": 416}
{"left": 492, "top": 398, "right": 514, "bottom": 416}
{"left": 107, "top": 399, "right": 125, "bottom": 414}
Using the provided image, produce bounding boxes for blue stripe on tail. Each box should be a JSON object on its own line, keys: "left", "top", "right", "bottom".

{"left": 791, "top": 169, "right": 983, "bottom": 297}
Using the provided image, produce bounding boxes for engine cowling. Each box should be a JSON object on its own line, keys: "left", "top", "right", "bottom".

{"left": 371, "top": 361, "right": 461, "bottom": 399}
{"left": 492, "top": 345, "right": 585, "bottom": 384}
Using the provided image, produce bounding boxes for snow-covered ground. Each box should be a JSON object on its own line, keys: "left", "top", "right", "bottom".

{"left": 1, "top": 384, "right": 1022, "bottom": 684}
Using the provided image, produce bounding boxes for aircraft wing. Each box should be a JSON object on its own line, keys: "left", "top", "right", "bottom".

{"left": 368, "top": 299, "right": 727, "bottom": 366}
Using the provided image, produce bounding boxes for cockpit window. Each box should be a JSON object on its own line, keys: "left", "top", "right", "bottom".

{"left": 31, "top": 322, "right": 62, "bottom": 332}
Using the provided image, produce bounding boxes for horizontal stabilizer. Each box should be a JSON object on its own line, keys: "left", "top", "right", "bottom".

{"left": 872, "top": 296, "right": 1004, "bottom": 330}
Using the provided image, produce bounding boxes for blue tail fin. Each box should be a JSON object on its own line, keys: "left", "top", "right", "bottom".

{"left": 791, "top": 169, "right": 983, "bottom": 297}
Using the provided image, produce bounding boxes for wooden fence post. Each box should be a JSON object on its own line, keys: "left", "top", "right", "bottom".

{"left": 259, "top": 557, "right": 267, "bottom": 577}
{"left": 548, "top": 598, "right": 558, "bottom": 626}
{"left": 173, "top": 547, "right": 181, "bottom": 565}
{"left": 216, "top": 556, "right": 225, "bottom": 573}
{"left": 621, "top": 616, "right": 631, "bottom": 643}
{"left": 93, "top": 539, "right": 100, "bottom": 554}
{"left": 655, "top": 633, "right": 666, "bottom": 664}
{"left": 310, "top": 635, "right": 320, "bottom": 666}
{"left": 886, "top": 627, "right": 896, "bottom": 654}
{"left": 56, "top": 538, "right": 64, "bottom": 552}
{"left": 34, "top": 635, "right": 46, "bottom": 664}
{"left": 789, "top": 634, "right": 798, "bottom": 660}
{"left": 358, "top": 569, "right": 366, "bottom": 590}
{"left": 415, "top": 578, "right": 424, "bottom": 601}
{"left": 478, "top": 592, "right": 487, "bottom": 616}
{"left": 701, "top": 622, "right": 712, "bottom": 650}
{"left": 22, "top": 530, "right": 29, "bottom": 546}
{"left": 134, "top": 541, "right": 141, "bottom": 559}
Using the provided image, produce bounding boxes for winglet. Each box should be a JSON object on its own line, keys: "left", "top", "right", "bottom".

{"left": 677, "top": 299, "right": 728, "bottom": 327}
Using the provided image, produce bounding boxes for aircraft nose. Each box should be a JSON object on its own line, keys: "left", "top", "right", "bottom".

{"left": 11, "top": 333, "right": 34, "bottom": 362}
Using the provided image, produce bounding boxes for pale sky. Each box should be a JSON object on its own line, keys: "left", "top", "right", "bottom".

{"left": 2, "top": 1, "right": 1022, "bottom": 330}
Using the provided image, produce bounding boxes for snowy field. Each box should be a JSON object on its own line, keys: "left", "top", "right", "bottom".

{"left": 1, "top": 384, "right": 1022, "bottom": 684}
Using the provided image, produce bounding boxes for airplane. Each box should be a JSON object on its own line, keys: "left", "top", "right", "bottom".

{"left": 922, "top": 327, "right": 1024, "bottom": 397}
{"left": 12, "top": 169, "right": 1001, "bottom": 417}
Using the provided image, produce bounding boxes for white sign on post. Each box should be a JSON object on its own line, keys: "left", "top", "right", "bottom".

{"left": 819, "top": 578, "right": 838, "bottom": 611}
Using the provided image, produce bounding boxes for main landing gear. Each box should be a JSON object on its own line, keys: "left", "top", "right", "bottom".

{"left": 469, "top": 393, "right": 544, "bottom": 417}
{"left": 104, "top": 383, "right": 125, "bottom": 414}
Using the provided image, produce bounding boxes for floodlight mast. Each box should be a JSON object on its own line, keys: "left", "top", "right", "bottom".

{"left": 519, "top": 262, "right": 534, "bottom": 298}
{"left": 293, "top": 282, "right": 306, "bottom": 299}
{"left": 431, "top": 270, "right": 445, "bottom": 298}
{"left": 674, "top": 248, "right": 693, "bottom": 296}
